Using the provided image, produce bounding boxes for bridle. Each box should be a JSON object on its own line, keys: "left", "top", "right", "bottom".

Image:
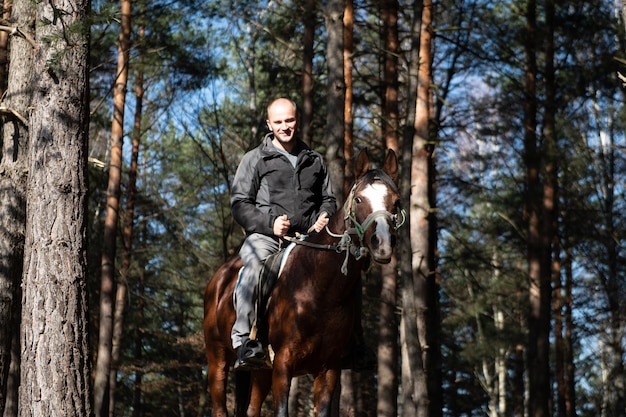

{"left": 342, "top": 179, "right": 406, "bottom": 243}
{"left": 284, "top": 175, "right": 405, "bottom": 275}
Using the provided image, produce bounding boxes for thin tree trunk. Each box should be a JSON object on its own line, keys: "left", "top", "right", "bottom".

{"left": 324, "top": 0, "right": 345, "bottom": 206}
{"left": 378, "top": 0, "right": 399, "bottom": 416}
{"left": 108, "top": 24, "right": 144, "bottom": 417}
{"left": 400, "top": 0, "right": 434, "bottom": 415}
{"left": 94, "top": 0, "right": 132, "bottom": 415}
{"left": 301, "top": 0, "right": 315, "bottom": 146}
{"left": 343, "top": 0, "right": 354, "bottom": 195}
{"left": 19, "top": 0, "right": 91, "bottom": 412}
{"left": 0, "top": 0, "right": 33, "bottom": 412}
{"left": 324, "top": 2, "right": 345, "bottom": 415}
{"left": 399, "top": 1, "right": 423, "bottom": 417}
{"left": 413, "top": 0, "right": 440, "bottom": 416}
{"left": 525, "top": 0, "right": 551, "bottom": 414}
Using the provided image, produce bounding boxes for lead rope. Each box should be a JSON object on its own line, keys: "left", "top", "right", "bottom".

{"left": 324, "top": 225, "right": 370, "bottom": 275}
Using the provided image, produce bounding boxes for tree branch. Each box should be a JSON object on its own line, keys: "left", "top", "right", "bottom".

{"left": 0, "top": 106, "right": 29, "bottom": 126}
{"left": 0, "top": 25, "right": 37, "bottom": 48}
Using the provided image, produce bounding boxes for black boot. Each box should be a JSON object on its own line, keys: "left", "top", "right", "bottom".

{"left": 234, "top": 338, "right": 269, "bottom": 371}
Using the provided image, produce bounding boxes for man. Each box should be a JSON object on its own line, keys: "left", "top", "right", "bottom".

{"left": 230, "top": 98, "right": 336, "bottom": 369}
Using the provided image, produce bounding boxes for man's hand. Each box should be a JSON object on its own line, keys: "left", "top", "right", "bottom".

{"left": 273, "top": 214, "right": 290, "bottom": 237}
{"left": 309, "top": 211, "right": 329, "bottom": 233}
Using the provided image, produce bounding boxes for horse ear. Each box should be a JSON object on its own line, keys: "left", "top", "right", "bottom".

{"left": 383, "top": 149, "right": 399, "bottom": 185}
{"left": 354, "top": 148, "right": 371, "bottom": 178}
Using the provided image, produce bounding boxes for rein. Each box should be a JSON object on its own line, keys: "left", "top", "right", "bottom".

{"left": 282, "top": 180, "right": 406, "bottom": 275}
{"left": 283, "top": 228, "right": 366, "bottom": 276}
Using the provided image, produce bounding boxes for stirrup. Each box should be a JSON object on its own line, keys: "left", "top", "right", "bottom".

{"left": 234, "top": 339, "right": 269, "bottom": 371}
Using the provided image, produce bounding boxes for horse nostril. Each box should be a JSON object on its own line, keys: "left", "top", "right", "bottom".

{"left": 370, "top": 234, "right": 380, "bottom": 250}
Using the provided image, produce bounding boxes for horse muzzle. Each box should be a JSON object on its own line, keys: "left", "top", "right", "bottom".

{"left": 367, "top": 227, "right": 397, "bottom": 264}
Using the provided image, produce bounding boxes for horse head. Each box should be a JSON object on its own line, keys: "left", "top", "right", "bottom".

{"left": 343, "top": 149, "right": 404, "bottom": 264}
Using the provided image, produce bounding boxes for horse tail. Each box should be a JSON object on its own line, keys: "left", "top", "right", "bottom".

{"left": 234, "top": 371, "right": 251, "bottom": 417}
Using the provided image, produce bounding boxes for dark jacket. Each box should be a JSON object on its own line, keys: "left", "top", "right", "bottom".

{"left": 231, "top": 134, "right": 337, "bottom": 236}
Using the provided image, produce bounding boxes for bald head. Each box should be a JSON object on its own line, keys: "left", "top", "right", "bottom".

{"left": 266, "top": 98, "right": 298, "bottom": 152}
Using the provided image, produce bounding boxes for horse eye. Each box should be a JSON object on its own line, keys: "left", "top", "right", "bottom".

{"left": 355, "top": 197, "right": 363, "bottom": 204}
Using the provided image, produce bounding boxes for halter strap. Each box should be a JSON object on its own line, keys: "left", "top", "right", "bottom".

{"left": 343, "top": 183, "right": 406, "bottom": 242}
{"left": 283, "top": 178, "right": 405, "bottom": 275}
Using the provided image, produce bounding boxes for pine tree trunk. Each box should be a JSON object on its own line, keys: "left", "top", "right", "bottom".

{"left": 399, "top": 0, "right": 424, "bottom": 415}
{"left": 524, "top": 0, "right": 551, "bottom": 415}
{"left": 301, "top": 0, "right": 315, "bottom": 146}
{"left": 0, "top": 0, "right": 34, "bottom": 413}
{"left": 324, "top": 0, "right": 345, "bottom": 206}
{"left": 324, "top": 2, "right": 346, "bottom": 415}
{"left": 94, "top": 0, "right": 132, "bottom": 415}
{"left": 108, "top": 26, "right": 144, "bottom": 416}
{"left": 400, "top": 0, "right": 440, "bottom": 415}
{"left": 19, "top": 0, "right": 91, "bottom": 412}
{"left": 342, "top": 0, "right": 354, "bottom": 196}
{"left": 378, "top": 1, "right": 400, "bottom": 415}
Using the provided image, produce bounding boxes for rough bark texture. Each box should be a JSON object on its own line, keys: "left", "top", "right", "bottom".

{"left": 0, "top": 0, "right": 34, "bottom": 413}
{"left": 19, "top": 0, "right": 91, "bottom": 413}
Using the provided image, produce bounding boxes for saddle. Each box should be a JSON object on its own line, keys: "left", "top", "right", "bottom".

{"left": 250, "top": 243, "right": 296, "bottom": 345}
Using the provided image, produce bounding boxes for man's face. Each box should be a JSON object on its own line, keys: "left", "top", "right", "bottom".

{"left": 266, "top": 100, "right": 297, "bottom": 145}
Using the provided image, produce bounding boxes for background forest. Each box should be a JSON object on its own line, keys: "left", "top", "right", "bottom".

{"left": 0, "top": 0, "right": 625, "bottom": 416}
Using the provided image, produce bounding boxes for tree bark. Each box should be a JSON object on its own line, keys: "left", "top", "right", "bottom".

{"left": 301, "top": 0, "right": 315, "bottom": 146}
{"left": 343, "top": 0, "right": 354, "bottom": 196}
{"left": 19, "top": 0, "right": 91, "bottom": 412}
{"left": 378, "top": 1, "right": 400, "bottom": 416}
{"left": 399, "top": 0, "right": 431, "bottom": 416}
{"left": 524, "top": 0, "right": 552, "bottom": 415}
{"left": 324, "top": 0, "right": 345, "bottom": 206}
{"left": 109, "top": 24, "right": 144, "bottom": 417}
{"left": 0, "top": 0, "right": 33, "bottom": 413}
{"left": 94, "top": 0, "right": 132, "bottom": 415}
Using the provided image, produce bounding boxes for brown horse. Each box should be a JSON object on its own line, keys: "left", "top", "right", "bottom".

{"left": 203, "top": 149, "right": 403, "bottom": 417}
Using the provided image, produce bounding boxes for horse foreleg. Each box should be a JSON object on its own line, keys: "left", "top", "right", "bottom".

{"left": 313, "top": 369, "right": 340, "bottom": 417}
{"left": 207, "top": 350, "right": 230, "bottom": 417}
{"left": 271, "top": 362, "right": 293, "bottom": 417}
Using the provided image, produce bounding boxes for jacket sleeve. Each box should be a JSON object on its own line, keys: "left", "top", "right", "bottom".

{"left": 230, "top": 150, "right": 275, "bottom": 235}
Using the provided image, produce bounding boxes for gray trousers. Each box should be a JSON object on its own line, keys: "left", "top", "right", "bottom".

{"left": 231, "top": 233, "right": 281, "bottom": 349}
